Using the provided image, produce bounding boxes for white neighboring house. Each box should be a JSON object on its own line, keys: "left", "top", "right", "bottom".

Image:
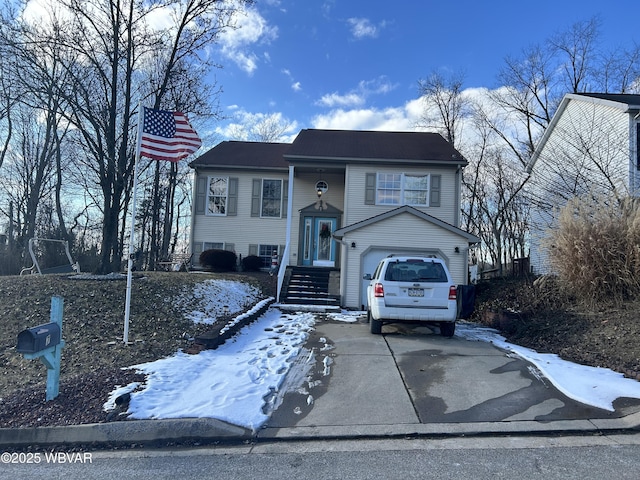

{"left": 526, "top": 93, "right": 640, "bottom": 274}
{"left": 189, "top": 129, "right": 479, "bottom": 309}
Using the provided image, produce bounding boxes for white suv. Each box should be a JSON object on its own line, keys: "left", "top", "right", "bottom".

{"left": 366, "top": 255, "right": 458, "bottom": 337}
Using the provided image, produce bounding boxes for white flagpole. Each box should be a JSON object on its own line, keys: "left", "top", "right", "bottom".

{"left": 124, "top": 105, "right": 144, "bottom": 344}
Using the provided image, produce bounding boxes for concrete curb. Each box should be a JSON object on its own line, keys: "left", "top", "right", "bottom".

{"left": 0, "top": 418, "right": 252, "bottom": 448}
{"left": 1, "top": 414, "right": 639, "bottom": 449}
{"left": 258, "top": 418, "right": 636, "bottom": 441}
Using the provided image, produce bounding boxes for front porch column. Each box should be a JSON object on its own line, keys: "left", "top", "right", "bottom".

{"left": 278, "top": 165, "right": 295, "bottom": 302}
{"left": 285, "top": 165, "right": 294, "bottom": 260}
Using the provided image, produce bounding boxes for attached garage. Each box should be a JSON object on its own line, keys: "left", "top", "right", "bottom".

{"left": 333, "top": 206, "right": 479, "bottom": 310}
{"left": 359, "top": 247, "right": 444, "bottom": 310}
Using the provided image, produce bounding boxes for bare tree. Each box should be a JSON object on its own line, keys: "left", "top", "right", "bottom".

{"left": 0, "top": 13, "right": 21, "bottom": 172}
{"left": 226, "top": 112, "right": 296, "bottom": 143}
{"left": 460, "top": 109, "right": 530, "bottom": 274}
{"left": 141, "top": 0, "right": 250, "bottom": 269}
{"left": 0, "top": 109, "right": 55, "bottom": 246}
{"left": 250, "top": 113, "right": 296, "bottom": 142}
{"left": 491, "top": 45, "right": 560, "bottom": 162}
{"left": 21, "top": 0, "right": 252, "bottom": 273}
{"left": 417, "top": 68, "right": 533, "bottom": 272}
{"left": 0, "top": 11, "right": 76, "bottom": 268}
{"left": 0, "top": 60, "right": 16, "bottom": 171}
{"left": 461, "top": 16, "right": 639, "bottom": 273}
{"left": 549, "top": 17, "right": 601, "bottom": 93}
{"left": 594, "top": 43, "right": 640, "bottom": 93}
{"left": 417, "top": 70, "right": 469, "bottom": 149}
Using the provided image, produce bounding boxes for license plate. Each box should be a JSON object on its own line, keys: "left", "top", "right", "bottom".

{"left": 408, "top": 288, "right": 424, "bottom": 297}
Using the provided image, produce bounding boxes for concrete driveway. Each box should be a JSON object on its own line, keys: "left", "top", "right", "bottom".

{"left": 261, "top": 318, "right": 640, "bottom": 439}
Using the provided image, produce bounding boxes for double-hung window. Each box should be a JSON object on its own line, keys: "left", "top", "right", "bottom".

{"left": 208, "top": 177, "right": 228, "bottom": 215}
{"left": 261, "top": 179, "right": 282, "bottom": 217}
{"left": 259, "top": 244, "right": 279, "bottom": 268}
{"left": 377, "top": 173, "right": 429, "bottom": 206}
{"left": 251, "top": 178, "right": 288, "bottom": 218}
{"left": 195, "top": 176, "right": 236, "bottom": 216}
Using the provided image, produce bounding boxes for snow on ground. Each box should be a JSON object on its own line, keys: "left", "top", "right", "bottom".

{"left": 107, "top": 280, "right": 640, "bottom": 430}
{"left": 326, "top": 310, "right": 366, "bottom": 323}
{"left": 456, "top": 321, "right": 640, "bottom": 412}
{"left": 107, "top": 307, "right": 316, "bottom": 431}
{"left": 178, "top": 279, "right": 260, "bottom": 324}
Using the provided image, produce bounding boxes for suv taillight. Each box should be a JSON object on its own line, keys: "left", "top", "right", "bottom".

{"left": 374, "top": 283, "right": 384, "bottom": 297}
{"left": 448, "top": 285, "right": 457, "bottom": 300}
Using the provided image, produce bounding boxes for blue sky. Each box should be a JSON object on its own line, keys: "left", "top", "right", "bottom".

{"left": 209, "top": 0, "right": 638, "bottom": 142}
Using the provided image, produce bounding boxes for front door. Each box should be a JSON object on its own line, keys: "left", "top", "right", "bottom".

{"left": 302, "top": 217, "right": 337, "bottom": 266}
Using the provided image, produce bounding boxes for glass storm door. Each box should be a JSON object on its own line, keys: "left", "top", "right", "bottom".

{"left": 302, "top": 217, "right": 337, "bottom": 266}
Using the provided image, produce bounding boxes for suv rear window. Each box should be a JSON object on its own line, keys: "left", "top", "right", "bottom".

{"left": 383, "top": 260, "right": 448, "bottom": 283}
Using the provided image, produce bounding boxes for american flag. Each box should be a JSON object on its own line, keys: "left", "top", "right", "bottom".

{"left": 139, "top": 107, "right": 202, "bottom": 162}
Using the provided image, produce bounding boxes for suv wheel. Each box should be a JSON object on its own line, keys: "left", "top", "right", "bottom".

{"left": 370, "top": 316, "right": 382, "bottom": 334}
{"left": 440, "top": 322, "right": 455, "bottom": 338}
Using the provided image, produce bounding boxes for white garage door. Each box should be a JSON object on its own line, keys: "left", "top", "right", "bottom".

{"left": 361, "top": 249, "right": 392, "bottom": 310}
{"left": 360, "top": 247, "right": 441, "bottom": 310}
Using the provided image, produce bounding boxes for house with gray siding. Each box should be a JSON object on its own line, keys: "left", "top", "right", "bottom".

{"left": 189, "top": 129, "right": 479, "bottom": 309}
{"left": 526, "top": 93, "right": 640, "bottom": 274}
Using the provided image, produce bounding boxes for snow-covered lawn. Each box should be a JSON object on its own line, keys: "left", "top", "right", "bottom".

{"left": 118, "top": 309, "right": 314, "bottom": 430}
{"left": 106, "top": 280, "right": 640, "bottom": 430}
{"left": 178, "top": 279, "right": 261, "bottom": 324}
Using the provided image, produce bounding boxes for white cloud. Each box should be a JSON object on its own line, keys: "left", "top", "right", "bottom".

{"left": 317, "top": 92, "right": 365, "bottom": 108}
{"left": 22, "top": 0, "right": 72, "bottom": 25}
{"left": 311, "top": 102, "right": 422, "bottom": 132}
{"left": 219, "top": 7, "right": 278, "bottom": 75}
{"left": 322, "top": 1, "right": 336, "bottom": 18}
{"left": 282, "top": 69, "right": 302, "bottom": 92}
{"left": 215, "top": 86, "right": 527, "bottom": 148}
{"left": 215, "top": 109, "right": 299, "bottom": 143}
{"left": 316, "top": 76, "right": 397, "bottom": 108}
{"left": 358, "top": 77, "right": 396, "bottom": 95}
{"left": 347, "top": 17, "right": 381, "bottom": 39}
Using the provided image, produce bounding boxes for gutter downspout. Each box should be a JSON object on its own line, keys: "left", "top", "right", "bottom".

{"left": 332, "top": 234, "right": 349, "bottom": 306}
{"left": 632, "top": 112, "right": 640, "bottom": 196}
{"left": 455, "top": 166, "right": 462, "bottom": 227}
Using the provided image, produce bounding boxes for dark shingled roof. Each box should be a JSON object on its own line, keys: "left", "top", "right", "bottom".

{"left": 189, "top": 141, "right": 290, "bottom": 169}
{"left": 576, "top": 93, "right": 640, "bottom": 108}
{"left": 285, "top": 129, "right": 465, "bottom": 164}
{"left": 189, "top": 130, "right": 466, "bottom": 169}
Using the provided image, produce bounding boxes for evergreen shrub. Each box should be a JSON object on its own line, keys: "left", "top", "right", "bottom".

{"left": 241, "top": 255, "right": 263, "bottom": 272}
{"left": 199, "top": 249, "right": 237, "bottom": 271}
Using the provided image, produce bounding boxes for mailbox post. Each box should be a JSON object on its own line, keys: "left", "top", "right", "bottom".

{"left": 16, "top": 296, "right": 65, "bottom": 401}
